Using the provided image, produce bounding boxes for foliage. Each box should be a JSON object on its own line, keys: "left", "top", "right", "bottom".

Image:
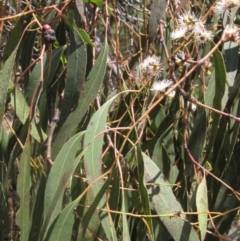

{"left": 0, "top": 0, "right": 240, "bottom": 241}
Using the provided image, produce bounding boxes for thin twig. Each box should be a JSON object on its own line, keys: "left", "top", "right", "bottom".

{"left": 29, "top": 44, "right": 46, "bottom": 121}
{"left": 46, "top": 108, "right": 60, "bottom": 165}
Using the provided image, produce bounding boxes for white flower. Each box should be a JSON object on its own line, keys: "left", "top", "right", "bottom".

{"left": 150, "top": 79, "right": 174, "bottom": 91}
{"left": 214, "top": 0, "right": 240, "bottom": 14}
{"left": 139, "top": 55, "right": 160, "bottom": 74}
{"left": 171, "top": 26, "right": 188, "bottom": 40}
{"left": 192, "top": 20, "right": 205, "bottom": 34}
{"left": 222, "top": 25, "right": 239, "bottom": 42}
{"left": 188, "top": 102, "right": 197, "bottom": 112}
{"left": 168, "top": 90, "right": 176, "bottom": 98}
{"left": 192, "top": 21, "right": 213, "bottom": 43}
{"left": 214, "top": 0, "right": 228, "bottom": 14}
{"left": 174, "top": 51, "right": 193, "bottom": 67}
{"left": 178, "top": 11, "right": 198, "bottom": 28}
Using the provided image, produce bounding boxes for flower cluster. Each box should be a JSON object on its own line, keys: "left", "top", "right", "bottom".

{"left": 214, "top": 0, "right": 240, "bottom": 15}
{"left": 174, "top": 50, "right": 193, "bottom": 68}
{"left": 138, "top": 55, "right": 160, "bottom": 75}
{"left": 222, "top": 25, "right": 240, "bottom": 42}
{"left": 170, "top": 11, "right": 213, "bottom": 44}
{"left": 150, "top": 79, "right": 173, "bottom": 92}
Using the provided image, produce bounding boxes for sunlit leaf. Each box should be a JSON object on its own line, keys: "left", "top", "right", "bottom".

{"left": 42, "top": 132, "right": 85, "bottom": 239}
{"left": 143, "top": 153, "right": 200, "bottom": 241}
{"left": 51, "top": 42, "right": 108, "bottom": 159}
{"left": 196, "top": 176, "right": 208, "bottom": 241}
{"left": 16, "top": 137, "right": 32, "bottom": 241}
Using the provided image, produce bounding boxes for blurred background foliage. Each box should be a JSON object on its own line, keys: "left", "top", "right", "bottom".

{"left": 0, "top": 0, "right": 240, "bottom": 240}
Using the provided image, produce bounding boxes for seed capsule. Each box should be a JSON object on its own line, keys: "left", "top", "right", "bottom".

{"left": 42, "top": 24, "right": 51, "bottom": 32}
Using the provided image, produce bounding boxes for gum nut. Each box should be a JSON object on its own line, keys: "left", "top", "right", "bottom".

{"left": 42, "top": 24, "right": 51, "bottom": 31}
{"left": 48, "top": 29, "right": 56, "bottom": 36}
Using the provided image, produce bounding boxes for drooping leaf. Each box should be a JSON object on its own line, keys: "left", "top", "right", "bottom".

{"left": 3, "top": 18, "right": 24, "bottom": 61}
{"left": 16, "top": 136, "right": 32, "bottom": 241}
{"left": 75, "top": 0, "right": 87, "bottom": 25}
{"left": 212, "top": 44, "right": 227, "bottom": 111}
{"left": 0, "top": 41, "right": 20, "bottom": 143}
{"left": 196, "top": 176, "right": 208, "bottom": 241}
{"left": 59, "top": 18, "right": 87, "bottom": 125}
{"left": 78, "top": 28, "right": 95, "bottom": 47}
{"left": 79, "top": 178, "right": 110, "bottom": 239}
{"left": 187, "top": 107, "right": 207, "bottom": 165}
{"left": 42, "top": 131, "right": 85, "bottom": 239}
{"left": 84, "top": 0, "right": 104, "bottom": 8}
{"left": 10, "top": 89, "right": 47, "bottom": 142}
{"left": 0, "top": 182, "right": 9, "bottom": 238}
{"left": 20, "top": 28, "right": 38, "bottom": 84}
{"left": 148, "top": 0, "right": 168, "bottom": 42}
{"left": 143, "top": 152, "right": 200, "bottom": 241}
{"left": 204, "top": 46, "right": 227, "bottom": 163}
{"left": 44, "top": 188, "right": 85, "bottom": 241}
{"left": 224, "top": 41, "right": 238, "bottom": 87}
{"left": 51, "top": 42, "right": 108, "bottom": 159}
{"left": 136, "top": 146, "right": 153, "bottom": 239}
{"left": 83, "top": 93, "right": 120, "bottom": 241}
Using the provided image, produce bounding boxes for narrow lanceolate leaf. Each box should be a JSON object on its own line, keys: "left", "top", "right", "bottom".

{"left": 0, "top": 182, "right": 9, "bottom": 237}
{"left": 60, "top": 18, "right": 87, "bottom": 125}
{"left": 75, "top": 0, "right": 87, "bottom": 25}
{"left": 3, "top": 18, "right": 24, "bottom": 61}
{"left": 83, "top": 94, "right": 124, "bottom": 241}
{"left": 79, "top": 178, "right": 110, "bottom": 239}
{"left": 45, "top": 170, "right": 106, "bottom": 241}
{"left": 16, "top": 137, "right": 32, "bottom": 241}
{"left": 10, "top": 89, "right": 47, "bottom": 143}
{"left": 224, "top": 41, "right": 238, "bottom": 87}
{"left": 44, "top": 167, "right": 89, "bottom": 241}
{"left": 148, "top": 0, "right": 168, "bottom": 42}
{"left": 44, "top": 196, "right": 81, "bottom": 241}
{"left": 204, "top": 44, "right": 227, "bottom": 163}
{"left": 42, "top": 132, "right": 85, "bottom": 240}
{"left": 212, "top": 44, "right": 227, "bottom": 111}
{"left": 187, "top": 107, "right": 207, "bottom": 165}
{"left": 0, "top": 42, "right": 20, "bottom": 143}
{"left": 196, "top": 176, "right": 208, "bottom": 241}
{"left": 143, "top": 153, "right": 200, "bottom": 241}
{"left": 51, "top": 42, "right": 108, "bottom": 159}
{"left": 136, "top": 146, "right": 153, "bottom": 239}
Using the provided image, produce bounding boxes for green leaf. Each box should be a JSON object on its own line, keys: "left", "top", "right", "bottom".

{"left": 142, "top": 152, "right": 200, "bottom": 241}
{"left": 24, "top": 55, "right": 47, "bottom": 105}
{"left": 224, "top": 41, "right": 238, "bottom": 87}
{"left": 212, "top": 44, "right": 227, "bottom": 111}
{"left": 10, "top": 89, "right": 47, "bottom": 142}
{"left": 187, "top": 107, "right": 207, "bottom": 165}
{"left": 136, "top": 146, "right": 153, "bottom": 240}
{"left": 59, "top": 18, "right": 87, "bottom": 125}
{"left": 205, "top": 70, "right": 215, "bottom": 109}
{"left": 79, "top": 178, "right": 110, "bottom": 239}
{"left": 204, "top": 47, "right": 227, "bottom": 163}
{"left": 78, "top": 28, "right": 95, "bottom": 47}
{"left": 75, "top": 0, "right": 87, "bottom": 25}
{"left": 21, "top": 28, "right": 38, "bottom": 84}
{"left": 83, "top": 93, "right": 119, "bottom": 241}
{"left": 196, "top": 176, "right": 208, "bottom": 241}
{"left": 84, "top": 0, "right": 104, "bottom": 8}
{"left": 42, "top": 132, "right": 85, "bottom": 239}
{"left": 0, "top": 42, "right": 20, "bottom": 143}
{"left": 16, "top": 137, "right": 32, "bottom": 241}
{"left": 148, "top": 0, "right": 168, "bottom": 41}
{"left": 44, "top": 190, "right": 85, "bottom": 241}
{"left": 51, "top": 42, "right": 108, "bottom": 159}
{"left": 3, "top": 18, "right": 24, "bottom": 61}
{"left": 0, "top": 182, "right": 9, "bottom": 237}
